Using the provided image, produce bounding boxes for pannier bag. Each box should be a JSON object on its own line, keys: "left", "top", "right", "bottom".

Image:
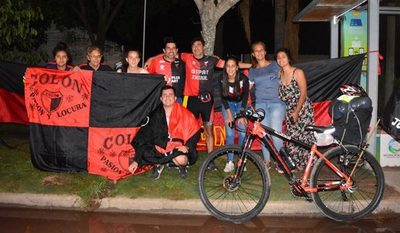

{"left": 329, "top": 84, "right": 372, "bottom": 145}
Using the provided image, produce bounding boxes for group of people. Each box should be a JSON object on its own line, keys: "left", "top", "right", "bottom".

{"left": 46, "top": 37, "right": 316, "bottom": 179}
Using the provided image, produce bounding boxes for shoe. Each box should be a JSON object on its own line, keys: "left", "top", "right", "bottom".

{"left": 207, "top": 160, "right": 218, "bottom": 171}
{"left": 167, "top": 162, "right": 179, "bottom": 169}
{"left": 223, "top": 161, "right": 235, "bottom": 173}
{"left": 178, "top": 166, "right": 188, "bottom": 179}
{"left": 151, "top": 165, "right": 164, "bottom": 180}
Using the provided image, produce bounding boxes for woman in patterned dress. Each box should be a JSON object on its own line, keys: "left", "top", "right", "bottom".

{"left": 276, "top": 48, "right": 315, "bottom": 170}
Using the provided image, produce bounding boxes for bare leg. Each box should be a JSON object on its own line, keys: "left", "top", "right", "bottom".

{"left": 172, "top": 155, "right": 188, "bottom": 166}
{"left": 203, "top": 124, "right": 214, "bottom": 153}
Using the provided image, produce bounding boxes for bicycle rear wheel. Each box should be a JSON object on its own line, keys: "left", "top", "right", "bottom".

{"left": 311, "top": 145, "right": 385, "bottom": 221}
{"left": 198, "top": 145, "right": 270, "bottom": 223}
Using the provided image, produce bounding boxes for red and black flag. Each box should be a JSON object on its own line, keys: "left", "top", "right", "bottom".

{"left": 298, "top": 54, "right": 365, "bottom": 125}
{"left": 0, "top": 61, "right": 29, "bottom": 124}
{"left": 381, "top": 88, "right": 400, "bottom": 140}
{"left": 24, "top": 68, "right": 164, "bottom": 180}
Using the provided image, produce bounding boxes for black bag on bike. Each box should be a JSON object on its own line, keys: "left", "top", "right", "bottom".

{"left": 329, "top": 96, "right": 372, "bottom": 145}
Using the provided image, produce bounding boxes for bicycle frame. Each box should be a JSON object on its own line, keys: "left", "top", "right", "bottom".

{"left": 237, "top": 120, "right": 354, "bottom": 196}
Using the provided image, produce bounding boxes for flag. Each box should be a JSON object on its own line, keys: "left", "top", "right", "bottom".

{"left": 0, "top": 61, "right": 29, "bottom": 124}
{"left": 24, "top": 67, "right": 164, "bottom": 180}
{"left": 381, "top": 88, "right": 400, "bottom": 140}
{"left": 297, "top": 54, "right": 365, "bottom": 125}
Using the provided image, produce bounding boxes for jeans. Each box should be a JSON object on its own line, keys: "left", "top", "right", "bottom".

{"left": 255, "top": 102, "right": 286, "bottom": 161}
{"left": 221, "top": 101, "right": 247, "bottom": 161}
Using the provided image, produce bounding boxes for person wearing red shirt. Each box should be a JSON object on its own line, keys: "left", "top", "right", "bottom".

{"left": 179, "top": 37, "right": 223, "bottom": 170}
{"left": 147, "top": 38, "right": 185, "bottom": 102}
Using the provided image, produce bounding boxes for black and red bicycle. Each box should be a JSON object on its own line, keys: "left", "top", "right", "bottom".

{"left": 198, "top": 108, "right": 384, "bottom": 223}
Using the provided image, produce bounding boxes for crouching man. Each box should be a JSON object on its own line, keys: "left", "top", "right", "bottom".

{"left": 128, "top": 85, "right": 201, "bottom": 179}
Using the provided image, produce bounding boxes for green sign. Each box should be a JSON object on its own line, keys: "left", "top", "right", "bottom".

{"left": 341, "top": 10, "right": 368, "bottom": 86}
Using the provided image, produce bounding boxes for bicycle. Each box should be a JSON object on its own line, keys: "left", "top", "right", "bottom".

{"left": 198, "top": 108, "right": 385, "bottom": 223}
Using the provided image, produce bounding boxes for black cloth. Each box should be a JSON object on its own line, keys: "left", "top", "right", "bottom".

{"left": 131, "top": 105, "right": 200, "bottom": 167}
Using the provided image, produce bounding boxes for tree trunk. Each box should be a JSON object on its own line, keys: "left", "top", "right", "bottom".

{"left": 239, "top": 0, "right": 251, "bottom": 45}
{"left": 194, "top": 0, "right": 240, "bottom": 55}
{"left": 274, "top": 0, "right": 285, "bottom": 51}
{"left": 284, "top": 0, "right": 299, "bottom": 63}
{"left": 201, "top": 20, "right": 218, "bottom": 55}
{"left": 73, "top": 0, "right": 125, "bottom": 49}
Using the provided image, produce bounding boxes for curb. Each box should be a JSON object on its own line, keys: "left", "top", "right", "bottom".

{"left": 1, "top": 193, "right": 399, "bottom": 216}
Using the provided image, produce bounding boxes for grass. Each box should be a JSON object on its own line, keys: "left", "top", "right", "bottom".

{"left": 0, "top": 124, "right": 296, "bottom": 208}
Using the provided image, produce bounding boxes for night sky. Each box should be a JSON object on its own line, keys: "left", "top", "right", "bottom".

{"left": 110, "top": 0, "right": 330, "bottom": 59}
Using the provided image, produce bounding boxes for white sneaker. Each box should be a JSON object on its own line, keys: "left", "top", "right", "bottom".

{"left": 224, "top": 161, "right": 235, "bottom": 173}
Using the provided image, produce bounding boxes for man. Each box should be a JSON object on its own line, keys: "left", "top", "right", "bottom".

{"left": 128, "top": 86, "right": 201, "bottom": 179}
{"left": 179, "top": 37, "right": 225, "bottom": 170}
{"left": 78, "top": 46, "right": 113, "bottom": 71}
{"left": 147, "top": 38, "right": 185, "bottom": 103}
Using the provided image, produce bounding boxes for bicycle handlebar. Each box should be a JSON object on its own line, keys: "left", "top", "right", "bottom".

{"left": 234, "top": 108, "right": 266, "bottom": 123}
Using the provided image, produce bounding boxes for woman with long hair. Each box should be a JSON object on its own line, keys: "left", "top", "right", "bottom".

{"left": 45, "top": 42, "right": 73, "bottom": 71}
{"left": 248, "top": 41, "right": 285, "bottom": 169}
{"left": 219, "top": 57, "right": 249, "bottom": 172}
{"left": 276, "top": 48, "right": 315, "bottom": 170}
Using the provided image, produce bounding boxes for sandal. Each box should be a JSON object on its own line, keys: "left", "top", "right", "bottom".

{"left": 274, "top": 163, "right": 284, "bottom": 174}
{"left": 264, "top": 160, "right": 271, "bottom": 170}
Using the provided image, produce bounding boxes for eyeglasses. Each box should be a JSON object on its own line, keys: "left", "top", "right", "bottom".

{"left": 89, "top": 55, "right": 102, "bottom": 59}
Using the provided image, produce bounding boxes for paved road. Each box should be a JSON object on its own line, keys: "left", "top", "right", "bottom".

{"left": 0, "top": 167, "right": 399, "bottom": 216}
{"left": 1, "top": 206, "right": 400, "bottom": 233}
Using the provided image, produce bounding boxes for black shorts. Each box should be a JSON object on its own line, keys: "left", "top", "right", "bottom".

{"left": 186, "top": 95, "right": 214, "bottom": 125}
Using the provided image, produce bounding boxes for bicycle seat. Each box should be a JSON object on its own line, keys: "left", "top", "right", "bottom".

{"left": 305, "top": 125, "right": 335, "bottom": 134}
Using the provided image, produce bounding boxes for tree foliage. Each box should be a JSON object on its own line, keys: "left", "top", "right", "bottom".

{"left": 0, "top": 0, "right": 43, "bottom": 46}
{"left": 0, "top": 0, "right": 46, "bottom": 64}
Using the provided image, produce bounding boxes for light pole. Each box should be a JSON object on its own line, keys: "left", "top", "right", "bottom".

{"left": 142, "top": 0, "right": 147, "bottom": 64}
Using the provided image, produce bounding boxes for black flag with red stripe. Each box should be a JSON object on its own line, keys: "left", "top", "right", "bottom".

{"left": 298, "top": 54, "right": 365, "bottom": 125}
{"left": 381, "top": 88, "right": 400, "bottom": 140}
{"left": 24, "top": 67, "right": 164, "bottom": 180}
{"left": 0, "top": 61, "right": 29, "bottom": 124}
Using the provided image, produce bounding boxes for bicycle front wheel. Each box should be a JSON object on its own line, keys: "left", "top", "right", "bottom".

{"left": 311, "top": 145, "right": 385, "bottom": 221}
{"left": 198, "top": 145, "right": 270, "bottom": 223}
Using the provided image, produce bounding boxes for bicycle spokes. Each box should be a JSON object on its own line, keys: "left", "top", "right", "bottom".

{"left": 198, "top": 146, "right": 270, "bottom": 223}
{"left": 311, "top": 146, "right": 384, "bottom": 221}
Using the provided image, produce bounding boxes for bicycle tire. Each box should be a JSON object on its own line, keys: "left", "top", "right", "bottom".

{"left": 311, "top": 145, "right": 385, "bottom": 221}
{"left": 198, "top": 145, "right": 270, "bottom": 223}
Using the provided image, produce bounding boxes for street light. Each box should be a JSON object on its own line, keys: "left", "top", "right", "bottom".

{"left": 142, "top": 0, "right": 147, "bottom": 65}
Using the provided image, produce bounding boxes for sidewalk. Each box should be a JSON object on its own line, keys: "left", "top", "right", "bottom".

{"left": 0, "top": 167, "right": 399, "bottom": 216}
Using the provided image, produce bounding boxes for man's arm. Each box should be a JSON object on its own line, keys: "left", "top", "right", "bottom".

{"left": 144, "top": 54, "right": 162, "bottom": 69}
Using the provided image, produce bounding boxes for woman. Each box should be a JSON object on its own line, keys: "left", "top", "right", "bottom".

{"left": 276, "top": 48, "right": 315, "bottom": 170}
{"left": 219, "top": 57, "right": 249, "bottom": 172}
{"left": 124, "top": 50, "right": 148, "bottom": 74}
{"left": 45, "top": 42, "right": 73, "bottom": 71}
{"left": 248, "top": 41, "right": 285, "bottom": 169}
